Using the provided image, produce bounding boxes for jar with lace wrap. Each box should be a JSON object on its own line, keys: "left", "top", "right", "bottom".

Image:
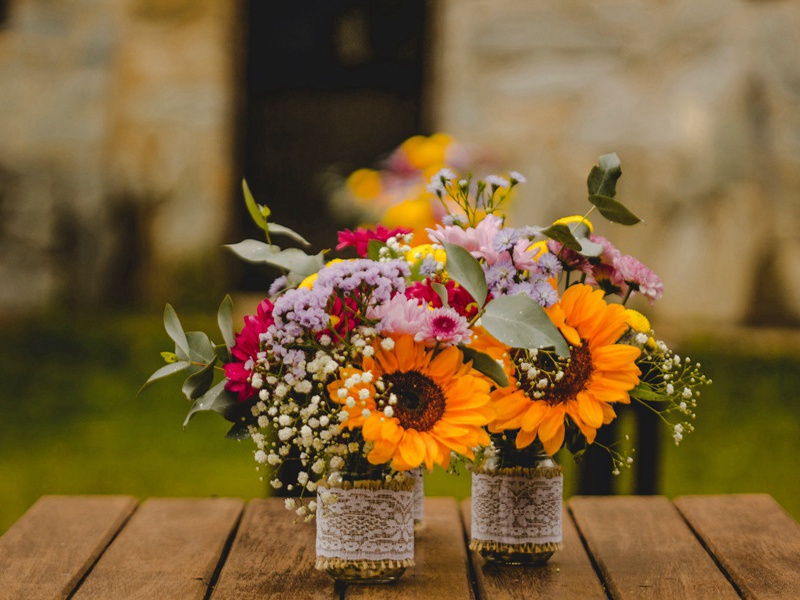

{"left": 315, "top": 476, "right": 415, "bottom": 582}
{"left": 469, "top": 439, "right": 564, "bottom": 565}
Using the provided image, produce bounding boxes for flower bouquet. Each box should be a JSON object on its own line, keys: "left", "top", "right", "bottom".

{"left": 143, "top": 151, "right": 709, "bottom": 577}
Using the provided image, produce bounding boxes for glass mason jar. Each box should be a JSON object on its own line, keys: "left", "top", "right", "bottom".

{"left": 469, "top": 441, "right": 563, "bottom": 565}
{"left": 315, "top": 476, "right": 415, "bottom": 583}
{"left": 410, "top": 467, "right": 426, "bottom": 532}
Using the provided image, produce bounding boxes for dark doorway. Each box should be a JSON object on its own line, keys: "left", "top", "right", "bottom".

{"left": 238, "top": 0, "right": 430, "bottom": 290}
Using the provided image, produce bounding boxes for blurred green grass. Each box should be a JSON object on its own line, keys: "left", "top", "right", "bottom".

{"left": 1, "top": 312, "right": 799, "bottom": 534}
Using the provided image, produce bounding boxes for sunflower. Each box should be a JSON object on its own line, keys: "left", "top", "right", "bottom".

{"left": 327, "top": 335, "right": 493, "bottom": 471}
{"left": 486, "top": 284, "right": 641, "bottom": 456}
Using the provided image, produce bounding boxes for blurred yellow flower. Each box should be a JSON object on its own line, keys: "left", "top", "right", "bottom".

{"left": 382, "top": 198, "right": 436, "bottom": 245}
{"left": 346, "top": 169, "right": 382, "bottom": 201}
{"left": 553, "top": 214, "right": 594, "bottom": 233}
{"left": 401, "top": 133, "right": 452, "bottom": 170}
{"left": 625, "top": 309, "right": 652, "bottom": 334}
{"left": 299, "top": 259, "right": 344, "bottom": 289}
{"left": 405, "top": 244, "right": 447, "bottom": 269}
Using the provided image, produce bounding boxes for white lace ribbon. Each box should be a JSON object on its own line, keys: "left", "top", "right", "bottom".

{"left": 471, "top": 472, "right": 563, "bottom": 546}
{"left": 411, "top": 468, "right": 425, "bottom": 522}
{"left": 316, "top": 486, "right": 414, "bottom": 562}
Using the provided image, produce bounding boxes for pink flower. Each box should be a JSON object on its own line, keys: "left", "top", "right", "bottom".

{"left": 615, "top": 254, "right": 664, "bottom": 304}
{"left": 367, "top": 293, "right": 428, "bottom": 336}
{"left": 415, "top": 307, "right": 472, "bottom": 346}
{"left": 586, "top": 235, "right": 626, "bottom": 294}
{"left": 224, "top": 298, "right": 274, "bottom": 402}
{"left": 336, "top": 225, "right": 412, "bottom": 257}
{"left": 427, "top": 214, "right": 503, "bottom": 262}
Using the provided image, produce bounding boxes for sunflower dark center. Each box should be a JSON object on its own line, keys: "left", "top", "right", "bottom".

{"left": 516, "top": 343, "right": 594, "bottom": 406}
{"left": 383, "top": 370, "right": 446, "bottom": 432}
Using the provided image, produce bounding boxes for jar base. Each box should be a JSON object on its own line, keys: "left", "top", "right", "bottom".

{"left": 479, "top": 548, "right": 554, "bottom": 565}
{"left": 325, "top": 565, "right": 407, "bottom": 583}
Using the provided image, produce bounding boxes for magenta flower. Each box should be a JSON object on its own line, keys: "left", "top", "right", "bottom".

{"left": 224, "top": 298, "right": 275, "bottom": 402}
{"left": 336, "top": 225, "right": 411, "bottom": 257}
{"left": 615, "top": 254, "right": 664, "bottom": 304}
{"left": 415, "top": 307, "right": 472, "bottom": 346}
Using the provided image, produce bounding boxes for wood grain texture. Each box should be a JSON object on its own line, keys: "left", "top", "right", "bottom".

{"left": 346, "top": 497, "right": 473, "bottom": 600}
{"left": 675, "top": 494, "right": 800, "bottom": 599}
{"left": 0, "top": 495, "right": 137, "bottom": 600}
{"left": 569, "top": 496, "right": 740, "bottom": 600}
{"left": 461, "top": 499, "right": 606, "bottom": 600}
{"left": 210, "top": 498, "right": 336, "bottom": 600}
{"left": 72, "top": 497, "right": 243, "bottom": 600}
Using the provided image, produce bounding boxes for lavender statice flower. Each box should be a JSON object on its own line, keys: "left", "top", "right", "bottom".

{"left": 536, "top": 252, "right": 562, "bottom": 278}
{"left": 314, "top": 258, "right": 409, "bottom": 308}
{"left": 492, "top": 228, "right": 520, "bottom": 253}
{"left": 268, "top": 275, "right": 288, "bottom": 296}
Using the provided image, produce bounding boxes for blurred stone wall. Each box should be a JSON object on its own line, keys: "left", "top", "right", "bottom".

{"left": 431, "top": 0, "right": 800, "bottom": 326}
{"left": 0, "top": 0, "right": 238, "bottom": 311}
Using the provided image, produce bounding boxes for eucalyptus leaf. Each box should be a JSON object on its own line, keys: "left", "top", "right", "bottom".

{"left": 482, "top": 295, "right": 570, "bottom": 357}
{"left": 460, "top": 346, "right": 509, "bottom": 388}
{"left": 183, "top": 380, "right": 238, "bottom": 428}
{"left": 214, "top": 343, "right": 231, "bottom": 363}
{"left": 217, "top": 295, "right": 235, "bottom": 351}
{"left": 242, "top": 179, "right": 268, "bottom": 231}
{"left": 225, "top": 239, "right": 281, "bottom": 263}
{"left": 226, "top": 420, "right": 251, "bottom": 441}
{"left": 541, "top": 224, "right": 582, "bottom": 252}
{"left": 431, "top": 282, "right": 450, "bottom": 308}
{"left": 267, "top": 223, "right": 311, "bottom": 247}
{"left": 259, "top": 248, "right": 325, "bottom": 278}
{"left": 163, "top": 304, "right": 190, "bottom": 357}
{"left": 443, "top": 242, "right": 488, "bottom": 308}
{"left": 588, "top": 194, "right": 641, "bottom": 226}
{"left": 186, "top": 331, "right": 216, "bottom": 363}
{"left": 367, "top": 239, "right": 386, "bottom": 261}
{"left": 587, "top": 153, "right": 622, "bottom": 198}
{"left": 181, "top": 357, "right": 217, "bottom": 400}
{"left": 137, "top": 361, "right": 190, "bottom": 396}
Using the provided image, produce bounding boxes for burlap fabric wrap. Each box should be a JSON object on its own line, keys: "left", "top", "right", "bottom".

{"left": 315, "top": 480, "right": 415, "bottom": 571}
{"left": 470, "top": 466, "right": 564, "bottom": 554}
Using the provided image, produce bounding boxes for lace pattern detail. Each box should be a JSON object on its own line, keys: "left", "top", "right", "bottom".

{"left": 411, "top": 468, "right": 425, "bottom": 521}
{"left": 316, "top": 485, "right": 414, "bottom": 562}
{"left": 471, "top": 471, "right": 563, "bottom": 546}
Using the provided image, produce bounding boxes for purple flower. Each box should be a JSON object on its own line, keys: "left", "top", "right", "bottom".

{"left": 615, "top": 255, "right": 664, "bottom": 304}
{"left": 536, "top": 252, "right": 562, "bottom": 278}
{"left": 492, "top": 228, "right": 519, "bottom": 253}
{"left": 484, "top": 257, "right": 517, "bottom": 294}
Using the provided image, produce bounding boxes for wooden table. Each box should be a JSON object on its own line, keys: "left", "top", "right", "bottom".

{"left": 1, "top": 494, "right": 799, "bottom": 599}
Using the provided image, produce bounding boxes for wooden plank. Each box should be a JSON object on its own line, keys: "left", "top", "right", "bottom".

{"left": 346, "top": 497, "right": 473, "bottom": 600}
{"left": 0, "top": 495, "right": 137, "bottom": 600}
{"left": 675, "top": 494, "right": 800, "bottom": 599}
{"left": 461, "top": 499, "right": 606, "bottom": 600}
{"left": 210, "top": 498, "right": 336, "bottom": 600}
{"left": 72, "top": 497, "right": 243, "bottom": 600}
{"left": 569, "top": 496, "right": 740, "bottom": 599}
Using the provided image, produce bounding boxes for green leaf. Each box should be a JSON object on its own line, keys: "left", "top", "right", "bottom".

{"left": 588, "top": 194, "right": 641, "bottom": 226}
{"left": 587, "top": 153, "right": 622, "bottom": 198}
{"left": 181, "top": 357, "right": 217, "bottom": 400}
{"left": 267, "top": 223, "right": 311, "bottom": 247}
{"left": 137, "top": 361, "right": 190, "bottom": 396}
{"left": 160, "top": 351, "right": 179, "bottom": 363}
{"left": 482, "top": 295, "right": 570, "bottom": 357}
{"left": 225, "top": 240, "right": 281, "bottom": 263}
{"left": 443, "top": 242, "right": 488, "bottom": 308}
{"left": 431, "top": 282, "right": 449, "bottom": 307}
{"left": 242, "top": 179, "right": 268, "bottom": 232}
{"left": 214, "top": 343, "right": 230, "bottom": 362}
{"left": 183, "top": 380, "right": 238, "bottom": 428}
{"left": 541, "top": 224, "right": 582, "bottom": 252}
{"left": 260, "top": 248, "right": 325, "bottom": 278}
{"left": 630, "top": 382, "right": 665, "bottom": 402}
{"left": 217, "top": 295, "right": 235, "bottom": 352}
{"left": 226, "top": 420, "right": 251, "bottom": 440}
{"left": 460, "top": 346, "right": 509, "bottom": 387}
{"left": 367, "top": 239, "right": 386, "bottom": 261}
{"left": 163, "top": 304, "right": 190, "bottom": 357}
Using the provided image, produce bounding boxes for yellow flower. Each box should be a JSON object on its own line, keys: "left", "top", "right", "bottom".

{"left": 405, "top": 244, "right": 446, "bottom": 270}
{"left": 553, "top": 215, "right": 594, "bottom": 233}
{"left": 346, "top": 169, "right": 382, "bottom": 201}
{"left": 401, "top": 133, "right": 452, "bottom": 170}
{"left": 527, "top": 240, "right": 549, "bottom": 259}
{"left": 488, "top": 284, "right": 641, "bottom": 455}
{"left": 381, "top": 197, "right": 436, "bottom": 245}
{"left": 328, "top": 335, "right": 493, "bottom": 471}
{"left": 625, "top": 309, "right": 651, "bottom": 334}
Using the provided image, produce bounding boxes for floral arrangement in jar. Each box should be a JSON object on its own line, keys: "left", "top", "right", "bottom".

{"left": 142, "top": 151, "right": 709, "bottom": 577}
